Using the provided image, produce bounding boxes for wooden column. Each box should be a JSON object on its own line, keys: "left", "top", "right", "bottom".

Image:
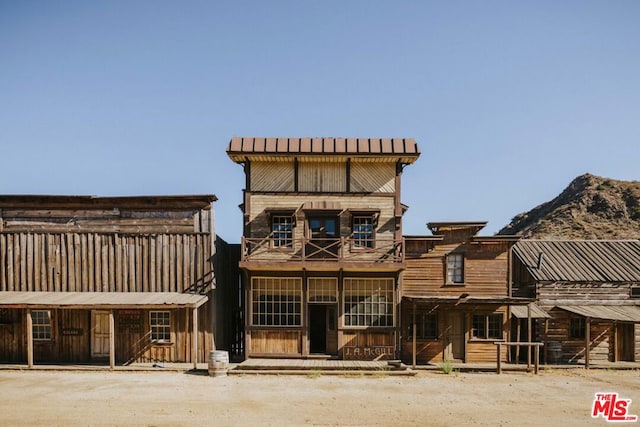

{"left": 527, "top": 304, "right": 532, "bottom": 370}
{"left": 26, "top": 309, "right": 34, "bottom": 368}
{"left": 585, "top": 317, "right": 591, "bottom": 369}
{"left": 412, "top": 302, "right": 417, "bottom": 369}
{"left": 192, "top": 307, "right": 199, "bottom": 370}
{"left": 109, "top": 310, "right": 115, "bottom": 369}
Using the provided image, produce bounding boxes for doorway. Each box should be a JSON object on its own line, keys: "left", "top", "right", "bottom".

{"left": 309, "top": 305, "right": 338, "bottom": 355}
{"left": 445, "top": 312, "right": 465, "bottom": 361}
{"left": 616, "top": 323, "right": 635, "bottom": 362}
{"left": 91, "top": 310, "right": 110, "bottom": 359}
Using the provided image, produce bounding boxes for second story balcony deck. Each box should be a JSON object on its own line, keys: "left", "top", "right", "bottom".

{"left": 240, "top": 236, "right": 405, "bottom": 272}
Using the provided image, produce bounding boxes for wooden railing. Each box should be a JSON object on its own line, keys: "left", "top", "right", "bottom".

{"left": 241, "top": 237, "right": 404, "bottom": 264}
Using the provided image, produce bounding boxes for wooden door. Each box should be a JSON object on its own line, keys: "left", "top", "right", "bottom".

{"left": 91, "top": 311, "right": 110, "bottom": 358}
{"left": 617, "top": 323, "right": 635, "bottom": 362}
{"left": 445, "top": 312, "right": 465, "bottom": 361}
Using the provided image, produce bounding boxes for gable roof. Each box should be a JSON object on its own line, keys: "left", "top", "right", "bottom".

{"left": 227, "top": 137, "right": 420, "bottom": 163}
{"left": 513, "top": 240, "right": 640, "bottom": 282}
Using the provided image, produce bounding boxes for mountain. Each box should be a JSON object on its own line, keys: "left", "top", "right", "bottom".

{"left": 498, "top": 173, "right": 640, "bottom": 239}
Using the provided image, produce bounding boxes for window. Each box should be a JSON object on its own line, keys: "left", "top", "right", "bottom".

{"left": 252, "top": 277, "right": 302, "bottom": 326}
{"left": 272, "top": 215, "right": 293, "bottom": 248}
{"left": 631, "top": 286, "right": 640, "bottom": 298}
{"left": 472, "top": 313, "right": 503, "bottom": 340}
{"left": 447, "top": 253, "right": 464, "bottom": 284}
{"left": 343, "top": 278, "right": 394, "bottom": 327}
{"left": 308, "top": 278, "right": 338, "bottom": 303}
{"left": 150, "top": 311, "right": 171, "bottom": 342}
{"left": 408, "top": 312, "right": 438, "bottom": 340}
{"left": 569, "top": 317, "right": 585, "bottom": 339}
{"left": 352, "top": 216, "right": 374, "bottom": 248}
{"left": 32, "top": 310, "right": 52, "bottom": 340}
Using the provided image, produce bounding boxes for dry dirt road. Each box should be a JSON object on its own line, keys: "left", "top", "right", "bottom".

{"left": 0, "top": 369, "right": 638, "bottom": 426}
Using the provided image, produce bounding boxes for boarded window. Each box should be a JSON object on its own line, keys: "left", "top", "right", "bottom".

{"left": 150, "top": 311, "right": 171, "bottom": 342}
{"left": 343, "top": 278, "right": 394, "bottom": 327}
{"left": 252, "top": 277, "right": 302, "bottom": 326}
{"left": 32, "top": 310, "right": 52, "bottom": 341}
{"left": 308, "top": 278, "right": 338, "bottom": 303}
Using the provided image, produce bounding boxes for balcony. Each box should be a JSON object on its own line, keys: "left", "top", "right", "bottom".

{"left": 240, "top": 237, "right": 405, "bottom": 271}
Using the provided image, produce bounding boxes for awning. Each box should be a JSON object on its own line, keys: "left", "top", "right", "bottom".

{"left": 0, "top": 292, "right": 208, "bottom": 309}
{"left": 556, "top": 305, "right": 640, "bottom": 322}
{"left": 404, "top": 296, "right": 534, "bottom": 305}
{"left": 511, "top": 304, "right": 551, "bottom": 319}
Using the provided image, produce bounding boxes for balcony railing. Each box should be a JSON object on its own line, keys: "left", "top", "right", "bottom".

{"left": 241, "top": 236, "right": 404, "bottom": 265}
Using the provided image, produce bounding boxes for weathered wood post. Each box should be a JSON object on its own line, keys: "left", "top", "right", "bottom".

{"left": 585, "top": 317, "right": 591, "bottom": 369}
{"left": 26, "top": 309, "right": 34, "bottom": 368}
{"left": 109, "top": 310, "right": 115, "bottom": 369}
{"left": 412, "top": 302, "right": 416, "bottom": 369}
{"left": 527, "top": 303, "right": 532, "bottom": 370}
{"left": 496, "top": 343, "right": 502, "bottom": 374}
{"left": 192, "top": 306, "right": 199, "bottom": 370}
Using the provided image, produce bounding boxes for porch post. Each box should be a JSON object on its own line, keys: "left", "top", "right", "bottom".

{"left": 585, "top": 317, "right": 591, "bottom": 369}
{"left": 412, "top": 302, "right": 417, "bottom": 369}
{"left": 192, "top": 306, "right": 199, "bottom": 370}
{"left": 26, "top": 309, "right": 34, "bottom": 368}
{"left": 527, "top": 303, "right": 532, "bottom": 370}
{"left": 109, "top": 310, "right": 115, "bottom": 369}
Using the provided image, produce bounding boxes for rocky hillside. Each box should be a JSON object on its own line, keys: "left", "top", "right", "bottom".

{"left": 498, "top": 173, "right": 640, "bottom": 239}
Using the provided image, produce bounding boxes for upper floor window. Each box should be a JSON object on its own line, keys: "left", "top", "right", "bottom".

{"left": 272, "top": 215, "right": 293, "bottom": 248}
{"left": 352, "top": 216, "right": 374, "bottom": 248}
{"left": 447, "top": 253, "right": 464, "bottom": 284}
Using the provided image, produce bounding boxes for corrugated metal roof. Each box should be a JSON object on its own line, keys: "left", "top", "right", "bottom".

{"left": 0, "top": 292, "right": 208, "bottom": 308}
{"left": 227, "top": 137, "right": 420, "bottom": 163}
{"left": 557, "top": 305, "right": 640, "bottom": 322}
{"left": 511, "top": 304, "right": 551, "bottom": 319}
{"left": 513, "top": 240, "right": 640, "bottom": 282}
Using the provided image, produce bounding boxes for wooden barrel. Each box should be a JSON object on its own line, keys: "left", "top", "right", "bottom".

{"left": 208, "top": 350, "right": 229, "bottom": 377}
{"left": 547, "top": 341, "right": 562, "bottom": 364}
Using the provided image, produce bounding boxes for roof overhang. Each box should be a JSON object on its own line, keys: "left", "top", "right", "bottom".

{"left": 511, "top": 303, "right": 551, "bottom": 319}
{"left": 556, "top": 305, "right": 640, "bottom": 322}
{"left": 0, "top": 292, "right": 208, "bottom": 309}
{"left": 403, "top": 296, "right": 534, "bottom": 305}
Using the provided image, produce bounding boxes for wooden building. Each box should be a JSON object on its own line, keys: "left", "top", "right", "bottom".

{"left": 0, "top": 195, "right": 224, "bottom": 368}
{"left": 227, "top": 137, "right": 419, "bottom": 360}
{"left": 402, "top": 222, "right": 532, "bottom": 365}
{"left": 512, "top": 240, "right": 640, "bottom": 365}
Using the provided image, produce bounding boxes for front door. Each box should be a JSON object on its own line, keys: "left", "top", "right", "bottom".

{"left": 91, "top": 310, "right": 110, "bottom": 359}
{"left": 307, "top": 216, "right": 339, "bottom": 258}
{"left": 309, "top": 305, "right": 327, "bottom": 353}
{"left": 445, "top": 312, "right": 465, "bottom": 361}
{"left": 617, "top": 323, "right": 635, "bottom": 362}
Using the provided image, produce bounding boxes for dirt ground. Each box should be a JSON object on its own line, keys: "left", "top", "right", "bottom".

{"left": 0, "top": 369, "right": 638, "bottom": 426}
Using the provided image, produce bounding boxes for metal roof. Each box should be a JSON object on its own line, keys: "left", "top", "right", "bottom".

{"left": 511, "top": 304, "right": 551, "bottom": 319}
{"left": 0, "top": 292, "right": 208, "bottom": 308}
{"left": 556, "top": 305, "right": 640, "bottom": 322}
{"left": 513, "top": 240, "right": 640, "bottom": 282}
{"left": 227, "top": 137, "right": 420, "bottom": 163}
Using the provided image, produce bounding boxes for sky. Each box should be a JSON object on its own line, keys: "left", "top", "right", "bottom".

{"left": 1, "top": 1, "right": 639, "bottom": 243}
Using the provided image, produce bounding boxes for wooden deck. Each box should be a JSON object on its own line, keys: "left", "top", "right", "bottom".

{"left": 229, "top": 358, "right": 416, "bottom": 375}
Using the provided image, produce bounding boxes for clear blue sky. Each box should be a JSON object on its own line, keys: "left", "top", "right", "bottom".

{"left": 1, "top": 1, "right": 639, "bottom": 242}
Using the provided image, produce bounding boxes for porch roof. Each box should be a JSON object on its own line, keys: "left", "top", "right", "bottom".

{"left": 556, "top": 305, "right": 640, "bottom": 322}
{"left": 0, "top": 292, "right": 208, "bottom": 309}
{"left": 511, "top": 303, "right": 551, "bottom": 319}
{"left": 403, "top": 296, "right": 534, "bottom": 305}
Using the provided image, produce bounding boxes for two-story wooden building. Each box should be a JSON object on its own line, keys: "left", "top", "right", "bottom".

{"left": 402, "top": 222, "right": 532, "bottom": 365}
{"left": 227, "top": 137, "right": 419, "bottom": 360}
{"left": 512, "top": 240, "right": 640, "bottom": 365}
{"left": 0, "top": 195, "right": 224, "bottom": 368}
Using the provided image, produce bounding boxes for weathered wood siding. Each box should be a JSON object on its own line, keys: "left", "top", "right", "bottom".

{"left": 250, "top": 329, "right": 302, "bottom": 355}
{"left": 0, "top": 233, "right": 212, "bottom": 293}
{"left": 403, "top": 240, "right": 510, "bottom": 298}
{"left": 350, "top": 161, "right": 395, "bottom": 193}
{"left": 342, "top": 330, "right": 394, "bottom": 360}
{"left": 250, "top": 161, "right": 294, "bottom": 192}
{"left": 536, "top": 282, "right": 635, "bottom": 305}
{"left": 298, "top": 161, "right": 346, "bottom": 192}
